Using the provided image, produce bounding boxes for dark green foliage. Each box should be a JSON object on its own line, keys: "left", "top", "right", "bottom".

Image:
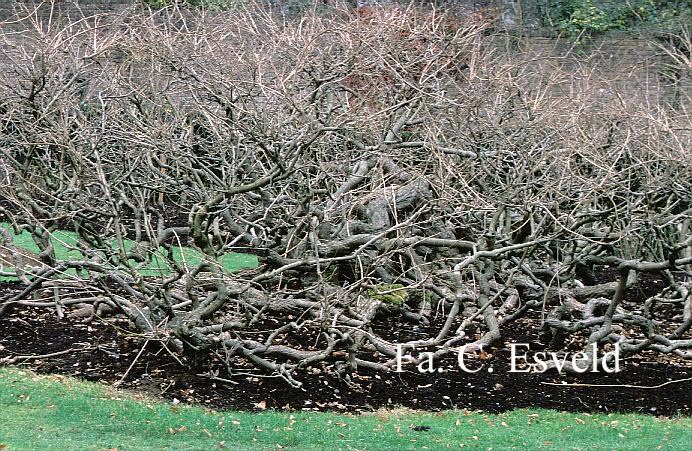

{"left": 141, "top": 0, "right": 239, "bottom": 10}
{"left": 542, "top": 0, "right": 690, "bottom": 39}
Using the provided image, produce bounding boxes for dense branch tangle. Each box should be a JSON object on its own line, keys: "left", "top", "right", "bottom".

{"left": 0, "top": 4, "right": 690, "bottom": 386}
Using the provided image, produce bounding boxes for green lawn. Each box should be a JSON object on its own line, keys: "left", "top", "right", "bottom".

{"left": 0, "top": 368, "right": 689, "bottom": 450}
{"left": 0, "top": 223, "right": 258, "bottom": 281}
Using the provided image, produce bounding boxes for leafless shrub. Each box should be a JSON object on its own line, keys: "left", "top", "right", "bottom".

{"left": 0, "top": 3, "right": 689, "bottom": 385}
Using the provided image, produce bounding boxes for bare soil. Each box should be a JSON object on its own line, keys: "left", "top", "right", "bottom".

{"left": 1, "top": 273, "right": 690, "bottom": 416}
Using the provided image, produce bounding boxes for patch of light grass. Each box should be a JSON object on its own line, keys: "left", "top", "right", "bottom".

{"left": 0, "top": 223, "right": 258, "bottom": 282}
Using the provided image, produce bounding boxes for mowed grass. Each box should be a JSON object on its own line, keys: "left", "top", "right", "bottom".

{"left": 0, "top": 223, "right": 258, "bottom": 281}
{"left": 0, "top": 368, "right": 689, "bottom": 450}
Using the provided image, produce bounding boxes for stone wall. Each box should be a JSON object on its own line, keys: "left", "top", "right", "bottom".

{"left": 490, "top": 32, "right": 689, "bottom": 109}
{"left": 0, "top": 1, "right": 138, "bottom": 68}
{"left": 0, "top": 1, "right": 134, "bottom": 21}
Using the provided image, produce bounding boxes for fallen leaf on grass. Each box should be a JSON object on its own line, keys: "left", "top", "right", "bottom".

{"left": 168, "top": 426, "right": 187, "bottom": 434}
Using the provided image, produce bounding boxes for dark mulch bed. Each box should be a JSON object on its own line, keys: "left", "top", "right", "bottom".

{"left": 1, "top": 273, "right": 690, "bottom": 416}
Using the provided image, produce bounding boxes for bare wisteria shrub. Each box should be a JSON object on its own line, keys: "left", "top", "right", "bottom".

{"left": 0, "top": 3, "right": 689, "bottom": 385}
